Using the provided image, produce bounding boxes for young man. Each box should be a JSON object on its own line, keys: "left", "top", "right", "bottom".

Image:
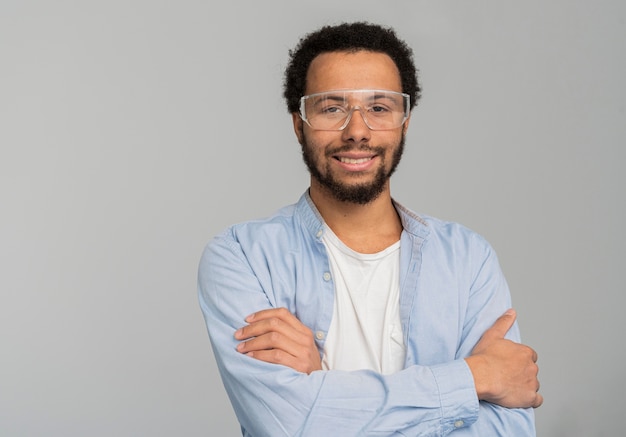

{"left": 198, "top": 22, "right": 542, "bottom": 436}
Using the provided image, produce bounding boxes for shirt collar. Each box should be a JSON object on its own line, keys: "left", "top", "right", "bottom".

{"left": 295, "top": 190, "right": 430, "bottom": 240}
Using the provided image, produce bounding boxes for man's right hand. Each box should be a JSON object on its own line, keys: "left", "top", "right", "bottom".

{"left": 234, "top": 308, "right": 322, "bottom": 375}
{"left": 465, "top": 309, "right": 543, "bottom": 409}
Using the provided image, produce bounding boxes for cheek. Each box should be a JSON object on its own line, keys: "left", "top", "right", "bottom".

{"left": 302, "top": 130, "right": 335, "bottom": 151}
{"left": 377, "top": 133, "right": 403, "bottom": 152}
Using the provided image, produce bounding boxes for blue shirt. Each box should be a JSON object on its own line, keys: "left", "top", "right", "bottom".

{"left": 198, "top": 191, "right": 535, "bottom": 436}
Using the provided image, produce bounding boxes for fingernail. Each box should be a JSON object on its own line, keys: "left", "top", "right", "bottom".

{"left": 245, "top": 313, "right": 255, "bottom": 322}
{"left": 234, "top": 328, "right": 242, "bottom": 338}
{"left": 505, "top": 308, "right": 515, "bottom": 316}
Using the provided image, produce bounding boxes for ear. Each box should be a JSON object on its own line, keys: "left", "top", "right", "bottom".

{"left": 292, "top": 112, "right": 305, "bottom": 145}
{"left": 402, "top": 114, "right": 412, "bottom": 136}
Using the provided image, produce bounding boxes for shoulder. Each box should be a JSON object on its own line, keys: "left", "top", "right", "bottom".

{"left": 198, "top": 203, "right": 299, "bottom": 278}
{"left": 208, "top": 203, "right": 297, "bottom": 250}
{"left": 395, "top": 201, "right": 494, "bottom": 256}
{"left": 204, "top": 193, "right": 322, "bottom": 259}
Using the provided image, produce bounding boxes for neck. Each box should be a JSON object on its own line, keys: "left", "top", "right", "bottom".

{"left": 309, "top": 181, "right": 402, "bottom": 254}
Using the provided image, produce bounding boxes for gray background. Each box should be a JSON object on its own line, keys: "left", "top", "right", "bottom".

{"left": 1, "top": 1, "right": 624, "bottom": 436}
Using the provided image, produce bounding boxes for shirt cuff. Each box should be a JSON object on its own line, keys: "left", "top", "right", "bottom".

{"left": 430, "top": 359, "right": 479, "bottom": 433}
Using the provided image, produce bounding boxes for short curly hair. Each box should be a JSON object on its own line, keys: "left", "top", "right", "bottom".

{"left": 283, "top": 22, "right": 421, "bottom": 114}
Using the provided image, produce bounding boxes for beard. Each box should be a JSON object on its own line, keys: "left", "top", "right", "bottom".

{"left": 300, "top": 133, "right": 405, "bottom": 205}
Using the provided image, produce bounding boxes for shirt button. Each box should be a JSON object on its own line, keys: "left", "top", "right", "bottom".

{"left": 316, "top": 229, "right": 323, "bottom": 238}
{"left": 454, "top": 420, "right": 464, "bottom": 428}
{"left": 315, "top": 331, "right": 325, "bottom": 340}
{"left": 323, "top": 272, "right": 331, "bottom": 281}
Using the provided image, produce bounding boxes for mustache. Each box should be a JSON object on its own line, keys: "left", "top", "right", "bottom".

{"left": 324, "top": 144, "right": 386, "bottom": 157}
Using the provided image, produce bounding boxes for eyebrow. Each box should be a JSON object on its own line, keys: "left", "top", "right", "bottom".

{"left": 312, "top": 92, "right": 395, "bottom": 103}
{"left": 313, "top": 94, "right": 347, "bottom": 103}
{"left": 309, "top": 95, "right": 348, "bottom": 110}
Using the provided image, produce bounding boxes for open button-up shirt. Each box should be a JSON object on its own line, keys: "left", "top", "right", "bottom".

{"left": 198, "top": 191, "right": 535, "bottom": 436}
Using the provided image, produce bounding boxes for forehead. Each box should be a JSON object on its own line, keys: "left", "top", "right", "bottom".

{"left": 305, "top": 51, "right": 402, "bottom": 95}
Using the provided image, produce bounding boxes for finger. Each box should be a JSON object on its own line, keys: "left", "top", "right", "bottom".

{"left": 235, "top": 316, "right": 305, "bottom": 343}
{"left": 236, "top": 319, "right": 309, "bottom": 349}
{"left": 245, "top": 307, "right": 311, "bottom": 335}
{"left": 533, "top": 392, "right": 544, "bottom": 408}
{"left": 483, "top": 308, "right": 517, "bottom": 340}
{"left": 244, "top": 349, "right": 305, "bottom": 372}
{"left": 531, "top": 348, "right": 538, "bottom": 363}
{"left": 237, "top": 331, "right": 302, "bottom": 356}
{"left": 246, "top": 307, "right": 293, "bottom": 323}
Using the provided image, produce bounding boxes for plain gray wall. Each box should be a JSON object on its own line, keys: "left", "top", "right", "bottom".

{"left": 1, "top": 1, "right": 624, "bottom": 436}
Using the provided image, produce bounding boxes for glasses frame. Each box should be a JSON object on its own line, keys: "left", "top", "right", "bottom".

{"left": 299, "top": 89, "right": 411, "bottom": 131}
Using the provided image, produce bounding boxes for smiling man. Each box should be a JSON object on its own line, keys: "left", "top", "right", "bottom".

{"left": 198, "top": 22, "right": 541, "bottom": 436}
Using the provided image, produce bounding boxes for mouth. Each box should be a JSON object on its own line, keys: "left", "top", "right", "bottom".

{"left": 332, "top": 151, "right": 378, "bottom": 172}
{"left": 337, "top": 156, "right": 374, "bottom": 164}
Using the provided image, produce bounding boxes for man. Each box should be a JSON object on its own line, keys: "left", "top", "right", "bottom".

{"left": 198, "top": 22, "right": 542, "bottom": 436}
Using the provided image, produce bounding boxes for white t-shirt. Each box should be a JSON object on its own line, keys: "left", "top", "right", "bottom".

{"left": 321, "top": 225, "right": 406, "bottom": 375}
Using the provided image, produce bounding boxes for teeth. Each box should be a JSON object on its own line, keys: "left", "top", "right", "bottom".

{"left": 339, "top": 157, "right": 371, "bottom": 164}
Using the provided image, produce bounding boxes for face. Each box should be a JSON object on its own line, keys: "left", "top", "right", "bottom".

{"left": 292, "top": 51, "right": 409, "bottom": 205}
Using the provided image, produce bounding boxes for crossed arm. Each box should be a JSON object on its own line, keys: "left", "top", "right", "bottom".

{"left": 235, "top": 307, "right": 542, "bottom": 409}
{"left": 199, "top": 228, "right": 541, "bottom": 435}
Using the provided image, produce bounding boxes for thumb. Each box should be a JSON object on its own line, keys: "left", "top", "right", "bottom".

{"left": 483, "top": 308, "right": 517, "bottom": 341}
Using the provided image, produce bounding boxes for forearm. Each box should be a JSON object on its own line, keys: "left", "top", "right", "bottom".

{"left": 198, "top": 236, "right": 479, "bottom": 436}
{"left": 209, "top": 335, "right": 478, "bottom": 436}
{"left": 454, "top": 235, "right": 538, "bottom": 434}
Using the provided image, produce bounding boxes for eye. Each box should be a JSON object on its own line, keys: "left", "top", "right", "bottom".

{"left": 320, "top": 104, "right": 348, "bottom": 116}
{"left": 369, "top": 105, "right": 390, "bottom": 113}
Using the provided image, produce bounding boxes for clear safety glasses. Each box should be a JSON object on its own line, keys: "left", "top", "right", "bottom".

{"left": 299, "top": 89, "right": 410, "bottom": 131}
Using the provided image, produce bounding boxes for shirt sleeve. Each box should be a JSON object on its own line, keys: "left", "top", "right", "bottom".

{"left": 198, "top": 230, "right": 479, "bottom": 437}
{"left": 451, "top": 233, "right": 536, "bottom": 436}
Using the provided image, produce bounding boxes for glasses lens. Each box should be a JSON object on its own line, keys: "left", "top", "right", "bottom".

{"left": 300, "top": 90, "right": 409, "bottom": 131}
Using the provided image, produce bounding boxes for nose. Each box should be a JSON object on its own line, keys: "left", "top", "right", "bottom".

{"left": 341, "top": 107, "right": 371, "bottom": 143}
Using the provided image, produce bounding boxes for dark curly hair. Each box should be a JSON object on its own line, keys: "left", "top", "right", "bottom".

{"left": 283, "top": 22, "right": 421, "bottom": 114}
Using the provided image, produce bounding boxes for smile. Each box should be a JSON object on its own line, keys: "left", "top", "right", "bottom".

{"left": 338, "top": 156, "right": 372, "bottom": 164}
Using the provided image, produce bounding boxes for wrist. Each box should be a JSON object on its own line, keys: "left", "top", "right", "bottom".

{"left": 464, "top": 356, "right": 489, "bottom": 400}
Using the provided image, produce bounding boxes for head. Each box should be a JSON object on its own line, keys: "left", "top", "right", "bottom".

{"left": 283, "top": 22, "right": 421, "bottom": 115}
{"left": 283, "top": 22, "right": 421, "bottom": 205}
